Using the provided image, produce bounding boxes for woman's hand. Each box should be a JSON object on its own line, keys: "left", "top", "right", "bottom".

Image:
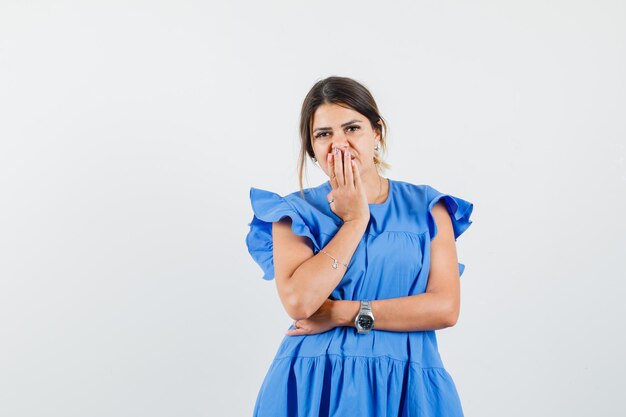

{"left": 327, "top": 147, "right": 370, "bottom": 225}
{"left": 285, "top": 298, "right": 338, "bottom": 336}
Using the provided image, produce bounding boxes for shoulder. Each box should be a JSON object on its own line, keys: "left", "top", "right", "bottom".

{"left": 285, "top": 182, "right": 328, "bottom": 203}
{"left": 392, "top": 180, "right": 454, "bottom": 202}
{"left": 388, "top": 178, "right": 433, "bottom": 204}
{"left": 249, "top": 182, "right": 324, "bottom": 212}
{"left": 246, "top": 185, "right": 325, "bottom": 281}
{"left": 389, "top": 179, "right": 466, "bottom": 228}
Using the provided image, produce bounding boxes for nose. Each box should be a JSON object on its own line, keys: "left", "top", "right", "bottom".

{"left": 331, "top": 134, "right": 349, "bottom": 152}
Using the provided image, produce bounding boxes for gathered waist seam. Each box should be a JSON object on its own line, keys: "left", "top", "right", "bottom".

{"left": 273, "top": 352, "right": 446, "bottom": 369}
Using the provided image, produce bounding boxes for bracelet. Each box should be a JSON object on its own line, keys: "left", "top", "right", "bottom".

{"left": 319, "top": 249, "right": 349, "bottom": 269}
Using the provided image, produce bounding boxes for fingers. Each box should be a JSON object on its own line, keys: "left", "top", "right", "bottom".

{"left": 333, "top": 147, "right": 345, "bottom": 187}
{"left": 287, "top": 320, "right": 303, "bottom": 336}
{"left": 344, "top": 149, "right": 354, "bottom": 189}
{"left": 352, "top": 154, "right": 362, "bottom": 189}
{"left": 327, "top": 152, "right": 337, "bottom": 189}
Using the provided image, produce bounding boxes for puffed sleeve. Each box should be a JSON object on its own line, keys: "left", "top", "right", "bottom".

{"left": 245, "top": 187, "right": 321, "bottom": 280}
{"left": 426, "top": 185, "right": 474, "bottom": 276}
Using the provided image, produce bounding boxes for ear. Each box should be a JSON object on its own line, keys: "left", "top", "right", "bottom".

{"left": 375, "top": 120, "right": 382, "bottom": 141}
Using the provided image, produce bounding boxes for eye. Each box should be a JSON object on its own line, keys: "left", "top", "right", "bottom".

{"left": 313, "top": 125, "right": 359, "bottom": 139}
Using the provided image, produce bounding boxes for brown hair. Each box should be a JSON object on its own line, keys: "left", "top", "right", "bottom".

{"left": 297, "top": 76, "right": 391, "bottom": 198}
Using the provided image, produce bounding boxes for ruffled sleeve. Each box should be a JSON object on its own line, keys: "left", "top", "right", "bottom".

{"left": 426, "top": 185, "right": 474, "bottom": 276}
{"left": 245, "top": 187, "right": 321, "bottom": 281}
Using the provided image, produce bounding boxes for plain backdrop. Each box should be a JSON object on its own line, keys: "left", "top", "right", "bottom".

{"left": 1, "top": 1, "right": 625, "bottom": 416}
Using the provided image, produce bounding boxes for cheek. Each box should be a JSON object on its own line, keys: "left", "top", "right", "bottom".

{"left": 316, "top": 148, "right": 332, "bottom": 162}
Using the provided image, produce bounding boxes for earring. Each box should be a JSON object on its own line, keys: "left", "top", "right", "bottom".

{"left": 374, "top": 143, "right": 380, "bottom": 151}
{"left": 312, "top": 157, "right": 317, "bottom": 163}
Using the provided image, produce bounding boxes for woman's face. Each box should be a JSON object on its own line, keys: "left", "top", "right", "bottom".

{"left": 310, "top": 103, "right": 380, "bottom": 178}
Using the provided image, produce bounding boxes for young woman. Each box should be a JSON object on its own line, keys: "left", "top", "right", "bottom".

{"left": 245, "top": 76, "right": 474, "bottom": 416}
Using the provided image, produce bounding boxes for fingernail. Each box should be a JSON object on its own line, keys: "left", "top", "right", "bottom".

{"left": 334, "top": 147, "right": 339, "bottom": 155}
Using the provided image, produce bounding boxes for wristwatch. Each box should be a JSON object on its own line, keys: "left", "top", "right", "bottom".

{"left": 354, "top": 300, "right": 375, "bottom": 334}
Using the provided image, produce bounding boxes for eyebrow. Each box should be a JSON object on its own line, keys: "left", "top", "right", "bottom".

{"left": 313, "top": 119, "right": 363, "bottom": 133}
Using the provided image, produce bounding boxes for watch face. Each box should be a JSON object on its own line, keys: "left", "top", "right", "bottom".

{"left": 357, "top": 315, "right": 374, "bottom": 330}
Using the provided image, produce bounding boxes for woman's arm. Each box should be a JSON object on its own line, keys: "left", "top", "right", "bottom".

{"left": 273, "top": 217, "right": 368, "bottom": 321}
{"left": 332, "top": 293, "right": 456, "bottom": 332}
{"left": 332, "top": 200, "right": 462, "bottom": 331}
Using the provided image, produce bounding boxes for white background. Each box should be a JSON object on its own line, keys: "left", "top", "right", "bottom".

{"left": 1, "top": 1, "right": 625, "bottom": 416}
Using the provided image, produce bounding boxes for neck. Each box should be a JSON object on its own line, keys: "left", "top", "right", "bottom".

{"left": 361, "top": 169, "right": 387, "bottom": 204}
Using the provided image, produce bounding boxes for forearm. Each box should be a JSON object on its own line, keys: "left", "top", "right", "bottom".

{"left": 288, "top": 220, "right": 368, "bottom": 319}
{"left": 332, "top": 293, "right": 457, "bottom": 332}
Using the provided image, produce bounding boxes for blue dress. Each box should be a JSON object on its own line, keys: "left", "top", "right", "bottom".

{"left": 245, "top": 178, "right": 474, "bottom": 417}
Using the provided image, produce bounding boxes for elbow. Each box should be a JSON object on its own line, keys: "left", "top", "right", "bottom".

{"left": 289, "top": 308, "right": 311, "bottom": 321}
{"left": 281, "top": 273, "right": 321, "bottom": 320}
{"left": 443, "top": 312, "right": 459, "bottom": 328}
{"left": 441, "top": 301, "right": 460, "bottom": 328}
{"left": 278, "top": 274, "right": 312, "bottom": 320}
{"left": 284, "top": 294, "right": 312, "bottom": 321}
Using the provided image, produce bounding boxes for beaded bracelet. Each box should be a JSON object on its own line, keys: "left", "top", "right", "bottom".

{"left": 319, "top": 249, "right": 349, "bottom": 269}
